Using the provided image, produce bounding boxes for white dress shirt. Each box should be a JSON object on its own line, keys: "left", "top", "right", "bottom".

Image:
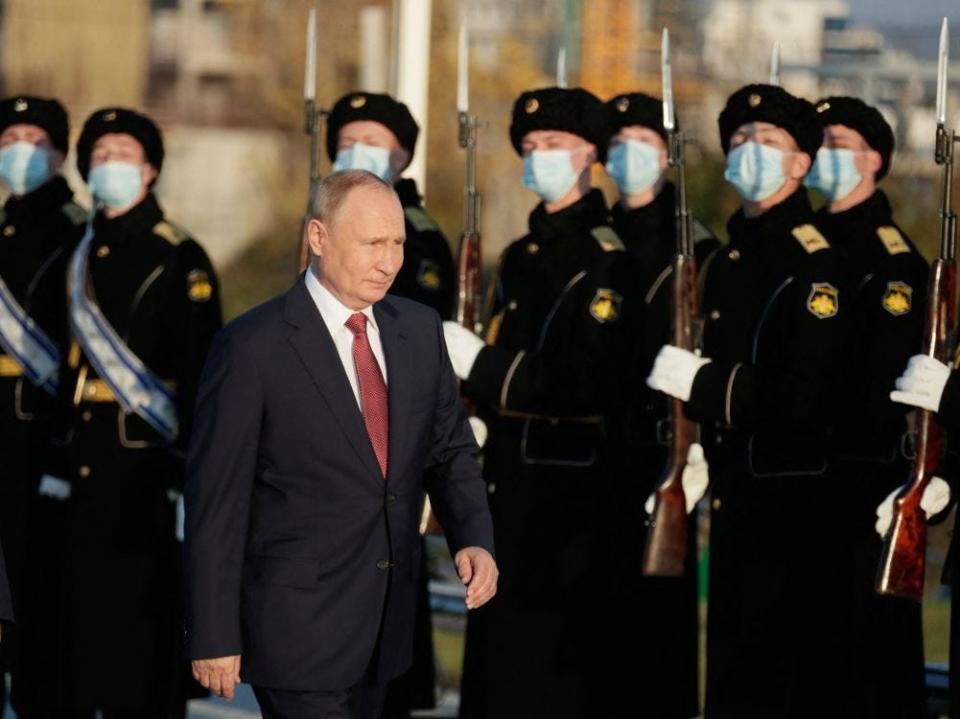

{"left": 305, "top": 268, "right": 388, "bottom": 410}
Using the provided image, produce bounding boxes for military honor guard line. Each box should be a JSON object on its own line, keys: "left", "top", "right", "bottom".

{"left": 0, "top": 13, "right": 957, "bottom": 719}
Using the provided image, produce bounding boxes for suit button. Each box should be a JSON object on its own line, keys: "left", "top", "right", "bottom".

{"left": 3, "top": 225, "right": 14, "bottom": 237}
{"left": 526, "top": 242, "right": 539, "bottom": 254}
{"left": 709, "top": 309, "right": 721, "bottom": 320}
{"left": 78, "top": 465, "right": 91, "bottom": 478}
{"left": 508, "top": 300, "right": 518, "bottom": 310}
{"left": 96, "top": 245, "right": 110, "bottom": 258}
{"left": 377, "top": 559, "right": 391, "bottom": 570}
{"left": 385, "top": 493, "right": 397, "bottom": 505}
{"left": 712, "top": 498, "right": 722, "bottom": 511}
{"left": 82, "top": 410, "right": 92, "bottom": 422}
{"left": 728, "top": 249, "right": 741, "bottom": 261}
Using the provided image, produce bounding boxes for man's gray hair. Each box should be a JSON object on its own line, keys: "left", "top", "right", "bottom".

{"left": 310, "top": 169, "right": 395, "bottom": 228}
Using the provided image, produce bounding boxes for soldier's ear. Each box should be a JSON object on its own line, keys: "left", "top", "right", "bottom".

{"left": 583, "top": 143, "right": 598, "bottom": 167}
{"left": 142, "top": 163, "right": 159, "bottom": 188}
{"left": 790, "top": 151, "right": 812, "bottom": 180}
{"left": 864, "top": 149, "right": 883, "bottom": 176}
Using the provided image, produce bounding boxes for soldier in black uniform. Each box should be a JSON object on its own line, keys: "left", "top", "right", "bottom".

{"left": 325, "top": 91, "right": 456, "bottom": 717}
{"left": 0, "top": 96, "right": 87, "bottom": 718}
{"left": 599, "top": 92, "right": 719, "bottom": 718}
{"left": 647, "top": 85, "right": 857, "bottom": 719}
{"left": 807, "top": 96, "right": 932, "bottom": 719}
{"left": 446, "top": 86, "right": 638, "bottom": 719}
{"left": 44, "top": 107, "right": 222, "bottom": 718}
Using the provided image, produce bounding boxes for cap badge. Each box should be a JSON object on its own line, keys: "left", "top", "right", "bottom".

{"left": 616, "top": 97, "right": 630, "bottom": 112}
{"left": 816, "top": 101, "right": 831, "bottom": 113}
{"left": 350, "top": 95, "right": 367, "bottom": 108}
{"left": 103, "top": 110, "right": 117, "bottom": 122}
{"left": 748, "top": 93, "right": 762, "bottom": 108}
{"left": 525, "top": 98, "right": 539, "bottom": 114}
{"left": 13, "top": 99, "right": 27, "bottom": 112}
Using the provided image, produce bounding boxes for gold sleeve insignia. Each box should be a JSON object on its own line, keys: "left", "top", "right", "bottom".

{"left": 807, "top": 282, "right": 839, "bottom": 319}
{"left": 792, "top": 224, "right": 830, "bottom": 254}
{"left": 416, "top": 259, "right": 442, "bottom": 291}
{"left": 590, "top": 289, "right": 622, "bottom": 323}
{"left": 882, "top": 281, "right": 912, "bottom": 316}
{"left": 187, "top": 269, "right": 214, "bottom": 303}
{"left": 877, "top": 226, "right": 910, "bottom": 255}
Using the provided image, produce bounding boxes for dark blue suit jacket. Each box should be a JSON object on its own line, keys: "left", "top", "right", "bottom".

{"left": 184, "top": 278, "right": 494, "bottom": 691}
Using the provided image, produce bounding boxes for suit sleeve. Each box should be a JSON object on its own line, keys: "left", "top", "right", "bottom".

{"left": 423, "top": 313, "right": 494, "bottom": 557}
{"left": 183, "top": 324, "right": 262, "bottom": 660}
{"left": 685, "top": 255, "right": 849, "bottom": 430}
{"left": 466, "top": 252, "right": 638, "bottom": 417}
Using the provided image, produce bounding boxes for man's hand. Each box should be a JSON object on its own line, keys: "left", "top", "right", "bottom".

{"left": 192, "top": 655, "right": 241, "bottom": 701}
{"left": 454, "top": 547, "right": 498, "bottom": 610}
{"left": 443, "top": 321, "right": 486, "bottom": 381}
{"left": 646, "top": 345, "right": 711, "bottom": 402}
{"left": 874, "top": 477, "right": 952, "bottom": 537}
{"left": 890, "top": 354, "right": 952, "bottom": 412}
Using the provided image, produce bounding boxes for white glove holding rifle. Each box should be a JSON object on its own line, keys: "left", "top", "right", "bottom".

{"left": 874, "top": 478, "right": 951, "bottom": 537}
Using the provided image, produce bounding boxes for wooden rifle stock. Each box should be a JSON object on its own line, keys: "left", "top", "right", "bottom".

{"left": 876, "top": 114, "right": 958, "bottom": 600}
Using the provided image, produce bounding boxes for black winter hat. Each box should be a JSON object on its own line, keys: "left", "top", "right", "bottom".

{"left": 606, "top": 92, "right": 674, "bottom": 141}
{"left": 718, "top": 84, "right": 821, "bottom": 161}
{"left": 326, "top": 92, "right": 419, "bottom": 162}
{"left": 0, "top": 96, "right": 69, "bottom": 154}
{"left": 76, "top": 107, "right": 164, "bottom": 180}
{"left": 814, "top": 96, "right": 895, "bottom": 179}
{"left": 510, "top": 87, "right": 611, "bottom": 163}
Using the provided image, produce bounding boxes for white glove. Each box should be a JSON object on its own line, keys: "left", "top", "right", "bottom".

{"left": 645, "top": 443, "right": 710, "bottom": 515}
{"left": 468, "top": 415, "right": 488, "bottom": 448}
{"left": 874, "top": 476, "right": 952, "bottom": 537}
{"left": 167, "top": 489, "right": 185, "bottom": 543}
{"left": 890, "top": 354, "right": 952, "bottom": 412}
{"left": 646, "top": 345, "right": 712, "bottom": 402}
{"left": 38, "top": 474, "right": 71, "bottom": 501}
{"left": 443, "top": 321, "right": 485, "bottom": 381}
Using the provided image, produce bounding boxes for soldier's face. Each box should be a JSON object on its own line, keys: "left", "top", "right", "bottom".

{"left": 822, "top": 124, "right": 882, "bottom": 178}
{"left": 729, "top": 122, "right": 810, "bottom": 179}
{"left": 337, "top": 121, "right": 411, "bottom": 177}
{"left": 307, "top": 184, "right": 405, "bottom": 310}
{"left": 521, "top": 130, "right": 597, "bottom": 172}
{"left": 609, "top": 126, "right": 668, "bottom": 169}
{"left": 0, "top": 123, "right": 64, "bottom": 173}
{"left": 90, "top": 133, "right": 158, "bottom": 187}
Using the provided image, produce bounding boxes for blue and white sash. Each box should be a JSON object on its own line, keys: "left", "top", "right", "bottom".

{"left": 0, "top": 276, "right": 60, "bottom": 394}
{"left": 68, "top": 226, "right": 178, "bottom": 441}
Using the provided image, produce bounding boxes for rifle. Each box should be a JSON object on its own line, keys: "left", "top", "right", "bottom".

{"left": 768, "top": 40, "right": 781, "bottom": 86}
{"left": 876, "top": 17, "right": 958, "bottom": 601}
{"left": 299, "top": 7, "right": 326, "bottom": 272}
{"left": 419, "top": 16, "right": 484, "bottom": 536}
{"left": 641, "top": 28, "right": 701, "bottom": 577}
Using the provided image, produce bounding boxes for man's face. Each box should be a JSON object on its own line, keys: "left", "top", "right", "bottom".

{"left": 0, "top": 123, "right": 64, "bottom": 172}
{"left": 521, "top": 129, "right": 597, "bottom": 170}
{"left": 822, "top": 123, "right": 881, "bottom": 178}
{"left": 337, "top": 120, "right": 410, "bottom": 178}
{"left": 609, "top": 125, "right": 668, "bottom": 170}
{"left": 308, "top": 184, "right": 405, "bottom": 310}
{"left": 729, "top": 121, "right": 809, "bottom": 179}
{"left": 90, "top": 132, "right": 158, "bottom": 186}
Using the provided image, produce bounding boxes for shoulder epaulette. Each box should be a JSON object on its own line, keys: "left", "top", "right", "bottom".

{"left": 153, "top": 220, "right": 190, "bottom": 245}
{"left": 692, "top": 218, "right": 715, "bottom": 243}
{"left": 590, "top": 225, "right": 625, "bottom": 253}
{"left": 877, "top": 226, "right": 910, "bottom": 256}
{"left": 404, "top": 206, "right": 440, "bottom": 233}
{"left": 61, "top": 201, "right": 87, "bottom": 227}
{"left": 792, "top": 224, "right": 830, "bottom": 254}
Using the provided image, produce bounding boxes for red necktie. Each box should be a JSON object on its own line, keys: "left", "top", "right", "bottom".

{"left": 345, "top": 312, "right": 389, "bottom": 477}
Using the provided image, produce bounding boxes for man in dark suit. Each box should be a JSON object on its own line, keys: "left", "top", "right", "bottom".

{"left": 184, "top": 169, "right": 497, "bottom": 719}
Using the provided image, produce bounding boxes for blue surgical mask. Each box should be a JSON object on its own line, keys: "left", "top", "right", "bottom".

{"left": 605, "top": 139, "right": 664, "bottom": 195}
{"left": 332, "top": 143, "right": 393, "bottom": 182}
{"left": 0, "top": 141, "right": 53, "bottom": 195}
{"left": 88, "top": 161, "right": 144, "bottom": 210}
{"left": 522, "top": 149, "right": 580, "bottom": 203}
{"left": 724, "top": 141, "right": 789, "bottom": 202}
{"left": 805, "top": 147, "right": 862, "bottom": 201}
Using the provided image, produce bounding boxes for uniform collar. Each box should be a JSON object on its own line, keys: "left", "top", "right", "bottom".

{"left": 528, "top": 188, "right": 609, "bottom": 240}
{"left": 813, "top": 190, "right": 893, "bottom": 246}
{"left": 611, "top": 182, "right": 675, "bottom": 247}
{"left": 727, "top": 187, "right": 813, "bottom": 249}
{"left": 92, "top": 192, "right": 164, "bottom": 246}
{"left": 3, "top": 175, "right": 74, "bottom": 221}
{"left": 393, "top": 177, "right": 422, "bottom": 209}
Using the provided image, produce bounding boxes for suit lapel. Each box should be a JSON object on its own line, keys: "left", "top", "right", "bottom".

{"left": 284, "top": 281, "right": 384, "bottom": 484}
{"left": 374, "top": 299, "right": 411, "bottom": 484}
